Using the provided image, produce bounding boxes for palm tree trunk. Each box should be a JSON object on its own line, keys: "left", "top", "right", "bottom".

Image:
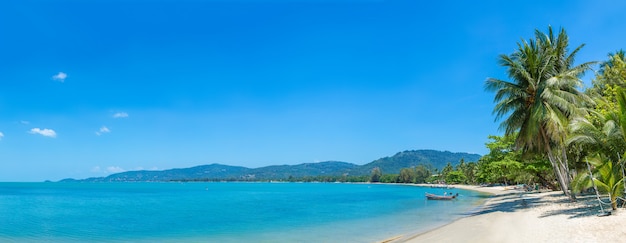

{"left": 537, "top": 126, "right": 576, "bottom": 199}
{"left": 559, "top": 146, "right": 576, "bottom": 200}
{"left": 611, "top": 197, "right": 617, "bottom": 210}
{"left": 547, "top": 149, "right": 570, "bottom": 196}
{"left": 541, "top": 130, "right": 572, "bottom": 198}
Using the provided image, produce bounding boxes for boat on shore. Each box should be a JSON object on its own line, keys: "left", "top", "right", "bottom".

{"left": 425, "top": 192, "right": 458, "bottom": 200}
{"left": 430, "top": 184, "right": 454, "bottom": 189}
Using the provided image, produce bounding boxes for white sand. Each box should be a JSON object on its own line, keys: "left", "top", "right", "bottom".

{"left": 387, "top": 185, "right": 626, "bottom": 243}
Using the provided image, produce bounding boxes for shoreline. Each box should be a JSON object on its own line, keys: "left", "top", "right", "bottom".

{"left": 381, "top": 184, "right": 626, "bottom": 243}
{"left": 385, "top": 184, "right": 521, "bottom": 242}
{"left": 374, "top": 183, "right": 521, "bottom": 243}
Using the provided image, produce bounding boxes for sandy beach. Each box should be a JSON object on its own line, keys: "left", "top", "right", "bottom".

{"left": 388, "top": 185, "right": 626, "bottom": 243}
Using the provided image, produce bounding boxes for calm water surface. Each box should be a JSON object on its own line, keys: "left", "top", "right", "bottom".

{"left": 0, "top": 182, "right": 488, "bottom": 242}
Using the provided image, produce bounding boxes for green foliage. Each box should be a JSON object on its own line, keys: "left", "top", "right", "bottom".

{"left": 441, "top": 162, "right": 453, "bottom": 177}
{"left": 570, "top": 64, "right": 626, "bottom": 207}
{"left": 461, "top": 162, "right": 478, "bottom": 184}
{"left": 523, "top": 158, "right": 557, "bottom": 190}
{"left": 425, "top": 174, "right": 439, "bottom": 184}
{"left": 414, "top": 164, "right": 432, "bottom": 183}
{"left": 379, "top": 174, "right": 399, "bottom": 183}
{"left": 590, "top": 51, "right": 626, "bottom": 98}
{"left": 572, "top": 155, "right": 624, "bottom": 210}
{"left": 445, "top": 171, "right": 467, "bottom": 184}
{"left": 486, "top": 26, "right": 592, "bottom": 152}
{"left": 398, "top": 168, "right": 415, "bottom": 183}
{"left": 370, "top": 167, "right": 382, "bottom": 183}
{"left": 568, "top": 101, "right": 626, "bottom": 164}
{"left": 589, "top": 85, "right": 621, "bottom": 123}
{"left": 477, "top": 134, "right": 535, "bottom": 185}
{"left": 485, "top": 26, "right": 594, "bottom": 197}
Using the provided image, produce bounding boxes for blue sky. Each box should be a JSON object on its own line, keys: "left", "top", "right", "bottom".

{"left": 2, "top": 0, "right": 626, "bottom": 181}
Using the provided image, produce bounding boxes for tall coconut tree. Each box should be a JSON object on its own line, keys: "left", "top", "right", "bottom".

{"left": 485, "top": 26, "right": 594, "bottom": 198}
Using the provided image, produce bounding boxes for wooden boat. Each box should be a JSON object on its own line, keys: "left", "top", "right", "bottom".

{"left": 425, "top": 192, "right": 458, "bottom": 200}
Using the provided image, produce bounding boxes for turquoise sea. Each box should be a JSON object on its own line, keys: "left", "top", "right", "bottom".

{"left": 0, "top": 182, "right": 488, "bottom": 242}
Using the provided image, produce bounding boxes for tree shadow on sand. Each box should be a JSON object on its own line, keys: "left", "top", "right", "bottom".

{"left": 463, "top": 192, "right": 605, "bottom": 219}
{"left": 538, "top": 194, "right": 608, "bottom": 219}
{"left": 461, "top": 193, "right": 541, "bottom": 215}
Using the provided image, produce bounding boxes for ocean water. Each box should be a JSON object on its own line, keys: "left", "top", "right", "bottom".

{"left": 0, "top": 182, "right": 488, "bottom": 242}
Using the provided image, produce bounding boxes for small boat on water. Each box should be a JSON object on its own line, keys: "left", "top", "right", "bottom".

{"left": 425, "top": 192, "right": 458, "bottom": 200}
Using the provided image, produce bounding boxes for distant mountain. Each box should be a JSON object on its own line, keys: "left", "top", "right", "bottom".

{"left": 60, "top": 150, "right": 481, "bottom": 182}
{"left": 247, "top": 161, "right": 359, "bottom": 180}
{"left": 62, "top": 164, "right": 251, "bottom": 182}
{"left": 358, "top": 150, "right": 482, "bottom": 174}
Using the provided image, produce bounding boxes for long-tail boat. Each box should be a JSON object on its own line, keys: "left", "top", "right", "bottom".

{"left": 425, "top": 192, "right": 458, "bottom": 200}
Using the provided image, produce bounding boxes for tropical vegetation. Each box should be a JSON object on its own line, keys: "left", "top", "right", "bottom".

{"left": 482, "top": 26, "right": 626, "bottom": 209}
{"left": 484, "top": 26, "right": 594, "bottom": 198}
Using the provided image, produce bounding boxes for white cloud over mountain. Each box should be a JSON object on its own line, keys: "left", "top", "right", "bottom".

{"left": 106, "top": 166, "right": 125, "bottom": 173}
{"left": 91, "top": 165, "right": 126, "bottom": 174}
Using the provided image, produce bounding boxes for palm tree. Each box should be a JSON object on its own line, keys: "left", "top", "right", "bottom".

{"left": 569, "top": 88, "right": 626, "bottom": 208}
{"left": 599, "top": 50, "right": 626, "bottom": 76}
{"left": 568, "top": 98, "right": 626, "bottom": 162}
{"left": 590, "top": 51, "right": 626, "bottom": 98}
{"left": 572, "top": 155, "right": 624, "bottom": 210}
{"left": 485, "top": 26, "right": 594, "bottom": 198}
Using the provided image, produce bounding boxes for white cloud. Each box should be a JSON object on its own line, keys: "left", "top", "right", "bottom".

{"left": 113, "top": 112, "right": 129, "bottom": 118}
{"left": 107, "top": 166, "right": 125, "bottom": 173}
{"left": 95, "top": 126, "right": 111, "bottom": 136}
{"left": 20, "top": 120, "right": 29, "bottom": 125}
{"left": 0, "top": 132, "right": 4, "bottom": 140}
{"left": 52, "top": 72, "right": 67, "bottom": 82}
{"left": 29, "top": 128, "right": 57, "bottom": 138}
{"left": 91, "top": 165, "right": 125, "bottom": 174}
